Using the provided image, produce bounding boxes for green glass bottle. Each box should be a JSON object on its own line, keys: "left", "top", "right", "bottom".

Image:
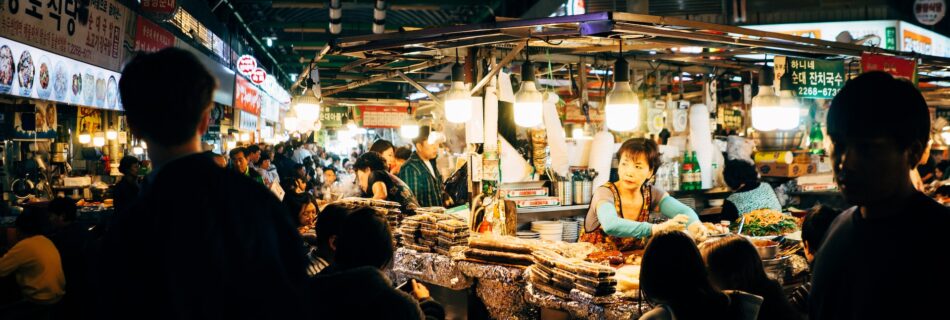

{"left": 809, "top": 122, "right": 825, "bottom": 155}
{"left": 690, "top": 151, "right": 701, "bottom": 190}
{"left": 681, "top": 151, "right": 694, "bottom": 191}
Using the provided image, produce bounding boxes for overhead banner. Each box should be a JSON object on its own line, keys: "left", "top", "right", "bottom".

{"left": 861, "top": 53, "right": 918, "bottom": 84}
{"left": 141, "top": 0, "right": 176, "bottom": 16}
{"left": 357, "top": 105, "right": 409, "bottom": 128}
{"left": 0, "top": 0, "right": 135, "bottom": 71}
{"left": 234, "top": 75, "right": 260, "bottom": 115}
{"left": 774, "top": 56, "right": 845, "bottom": 99}
{"left": 0, "top": 36, "right": 123, "bottom": 110}
{"left": 260, "top": 93, "right": 279, "bottom": 122}
{"left": 238, "top": 110, "right": 258, "bottom": 131}
{"left": 321, "top": 106, "right": 348, "bottom": 128}
{"left": 133, "top": 17, "right": 175, "bottom": 52}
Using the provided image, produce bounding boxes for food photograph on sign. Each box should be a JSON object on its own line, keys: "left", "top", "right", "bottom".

{"left": 0, "top": 45, "right": 13, "bottom": 94}
{"left": 0, "top": 37, "right": 123, "bottom": 110}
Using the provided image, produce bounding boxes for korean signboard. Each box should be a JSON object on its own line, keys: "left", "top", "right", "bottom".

{"left": 358, "top": 105, "right": 409, "bottom": 128}
{"left": 260, "top": 93, "right": 279, "bottom": 123}
{"left": 238, "top": 110, "right": 258, "bottom": 132}
{"left": 133, "top": 17, "right": 174, "bottom": 53}
{"left": 140, "top": 0, "right": 175, "bottom": 15}
{"left": 915, "top": 0, "right": 946, "bottom": 26}
{"left": 861, "top": 53, "right": 917, "bottom": 84}
{"left": 0, "top": 0, "right": 135, "bottom": 72}
{"left": 234, "top": 75, "right": 260, "bottom": 115}
{"left": 0, "top": 36, "right": 123, "bottom": 110}
{"left": 321, "top": 106, "right": 348, "bottom": 128}
{"left": 774, "top": 56, "right": 845, "bottom": 99}
{"left": 745, "top": 21, "right": 899, "bottom": 51}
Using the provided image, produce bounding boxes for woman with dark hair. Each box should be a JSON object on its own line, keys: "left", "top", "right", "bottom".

{"left": 639, "top": 231, "right": 762, "bottom": 320}
{"left": 112, "top": 156, "right": 142, "bottom": 214}
{"left": 284, "top": 195, "right": 318, "bottom": 235}
{"left": 369, "top": 139, "right": 397, "bottom": 172}
{"left": 721, "top": 159, "right": 782, "bottom": 222}
{"left": 581, "top": 138, "right": 705, "bottom": 251}
{"left": 701, "top": 236, "right": 799, "bottom": 320}
{"left": 309, "top": 207, "right": 444, "bottom": 320}
{"left": 354, "top": 152, "right": 420, "bottom": 213}
{"left": 255, "top": 151, "right": 281, "bottom": 186}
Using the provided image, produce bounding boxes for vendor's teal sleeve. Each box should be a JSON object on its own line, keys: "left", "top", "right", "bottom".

{"left": 658, "top": 196, "right": 700, "bottom": 225}
{"left": 596, "top": 202, "right": 653, "bottom": 238}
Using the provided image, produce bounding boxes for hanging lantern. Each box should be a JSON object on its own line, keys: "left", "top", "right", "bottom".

{"left": 93, "top": 132, "right": 106, "bottom": 147}
{"left": 750, "top": 67, "right": 799, "bottom": 131}
{"left": 444, "top": 62, "right": 471, "bottom": 123}
{"left": 605, "top": 56, "right": 639, "bottom": 131}
{"left": 293, "top": 94, "right": 321, "bottom": 123}
{"left": 514, "top": 60, "right": 543, "bottom": 127}
{"left": 106, "top": 129, "right": 118, "bottom": 140}
{"left": 78, "top": 133, "right": 91, "bottom": 144}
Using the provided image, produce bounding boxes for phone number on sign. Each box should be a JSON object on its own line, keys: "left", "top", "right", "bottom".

{"left": 797, "top": 86, "right": 839, "bottom": 97}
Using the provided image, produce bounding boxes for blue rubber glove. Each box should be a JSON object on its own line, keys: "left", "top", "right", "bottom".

{"left": 658, "top": 196, "right": 701, "bottom": 226}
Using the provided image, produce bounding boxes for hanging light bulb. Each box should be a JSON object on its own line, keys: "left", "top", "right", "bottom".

{"left": 750, "top": 67, "right": 799, "bottom": 131}
{"left": 605, "top": 53, "right": 639, "bottom": 131}
{"left": 284, "top": 116, "right": 299, "bottom": 132}
{"left": 132, "top": 146, "right": 144, "bottom": 155}
{"left": 293, "top": 94, "right": 321, "bottom": 123}
{"left": 345, "top": 114, "right": 357, "bottom": 130}
{"left": 106, "top": 129, "right": 118, "bottom": 140}
{"left": 93, "top": 132, "right": 106, "bottom": 147}
{"left": 444, "top": 61, "right": 471, "bottom": 123}
{"left": 514, "top": 60, "right": 543, "bottom": 127}
{"left": 78, "top": 133, "right": 91, "bottom": 144}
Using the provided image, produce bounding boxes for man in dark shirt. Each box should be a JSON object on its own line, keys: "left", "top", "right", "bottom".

{"left": 810, "top": 71, "right": 950, "bottom": 320}
{"left": 101, "top": 48, "right": 307, "bottom": 319}
{"left": 48, "top": 197, "right": 93, "bottom": 317}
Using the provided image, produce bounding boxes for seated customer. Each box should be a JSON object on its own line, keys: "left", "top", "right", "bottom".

{"left": 48, "top": 197, "right": 93, "bottom": 317}
{"left": 639, "top": 231, "right": 762, "bottom": 320}
{"left": 306, "top": 203, "right": 352, "bottom": 276}
{"left": 0, "top": 208, "right": 65, "bottom": 317}
{"left": 721, "top": 160, "right": 783, "bottom": 222}
{"left": 355, "top": 152, "right": 420, "bottom": 213}
{"left": 310, "top": 207, "right": 444, "bottom": 320}
{"left": 788, "top": 205, "right": 840, "bottom": 314}
{"left": 701, "top": 236, "right": 800, "bottom": 320}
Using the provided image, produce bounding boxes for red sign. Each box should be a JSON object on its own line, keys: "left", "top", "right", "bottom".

{"left": 235, "top": 76, "right": 261, "bottom": 115}
{"left": 250, "top": 68, "right": 267, "bottom": 85}
{"left": 141, "top": 0, "right": 177, "bottom": 15}
{"left": 861, "top": 53, "right": 918, "bottom": 84}
{"left": 358, "top": 106, "right": 410, "bottom": 128}
{"left": 133, "top": 18, "right": 175, "bottom": 53}
{"left": 237, "top": 55, "right": 258, "bottom": 75}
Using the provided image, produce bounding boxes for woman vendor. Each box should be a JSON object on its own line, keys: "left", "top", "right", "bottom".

{"left": 354, "top": 151, "right": 420, "bottom": 213}
{"left": 581, "top": 138, "right": 706, "bottom": 251}
{"left": 721, "top": 159, "right": 783, "bottom": 222}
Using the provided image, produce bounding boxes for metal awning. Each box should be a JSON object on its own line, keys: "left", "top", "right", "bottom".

{"left": 293, "top": 11, "right": 950, "bottom": 97}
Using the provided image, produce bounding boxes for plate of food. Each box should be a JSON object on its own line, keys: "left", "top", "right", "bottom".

{"left": 17, "top": 50, "right": 34, "bottom": 96}
{"left": 53, "top": 62, "right": 67, "bottom": 101}
{"left": 0, "top": 45, "right": 13, "bottom": 94}
{"left": 36, "top": 55, "right": 51, "bottom": 99}
{"left": 71, "top": 71, "right": 82, "bottom": 103}
{"left": 106, "top": 75, "right": 118, "bottom": 109}
{"left": 95, "top": 73, "right": 106, "bottom": 108}
{"left": 735, "top": 209, "right": 799, "bottom": 237}
{"left": 82, "top": 70, "right": 94, "bottom": 106}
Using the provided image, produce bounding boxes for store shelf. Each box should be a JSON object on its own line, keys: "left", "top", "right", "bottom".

{"left": 516, "top": 204, "right": 589, "bottom": 214}
{"left": 669, "top": 188, "right": 732, "bottom": 198}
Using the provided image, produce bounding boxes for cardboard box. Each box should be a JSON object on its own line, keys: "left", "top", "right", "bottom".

{"left": 757, "top": 162, "right": 816, "bottom": 177}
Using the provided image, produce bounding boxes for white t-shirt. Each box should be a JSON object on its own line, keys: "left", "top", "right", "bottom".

{"left": 422, "top": 158, "right": 437, "bottom": 179}
{"left": 293, "top": 148, "right": 313, "bottom": 164}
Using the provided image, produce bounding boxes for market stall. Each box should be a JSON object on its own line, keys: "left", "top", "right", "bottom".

{"left": 294, "top": 10, "right": 950, "bottom": 320}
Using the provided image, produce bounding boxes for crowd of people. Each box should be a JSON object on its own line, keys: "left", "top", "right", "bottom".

{"left": 0, "top": 48, "right": 947, "bottom": 320}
